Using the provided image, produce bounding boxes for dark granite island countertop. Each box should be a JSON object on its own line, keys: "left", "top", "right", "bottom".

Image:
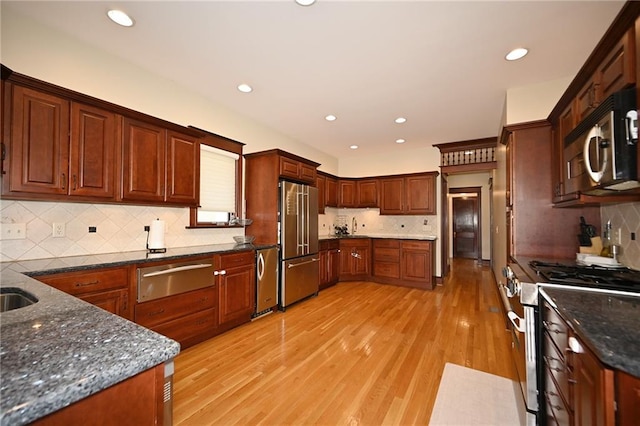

{"left": 0, "top": 269, "right": 180, "bottom": 425}
{"left": 540, "top": 287, "right": 640, "bottom": 378}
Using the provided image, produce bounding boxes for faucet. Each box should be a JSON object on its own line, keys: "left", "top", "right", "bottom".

{"left": 352, "top": 217, "right": 357, "bottom": 234}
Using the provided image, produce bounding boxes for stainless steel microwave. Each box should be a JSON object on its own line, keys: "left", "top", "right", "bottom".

{"left": 564, "top": 87, "right": 638, "bottom": 195}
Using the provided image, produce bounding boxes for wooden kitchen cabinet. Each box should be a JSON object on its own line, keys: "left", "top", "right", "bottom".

{"left": 325, "top": 174, "right": 338, "bottom": 208}
{"left": 373, "top": 239, "right": 433, "bottom": 289}
{"left": 379, "top": 172, "right": 437, "bottom": 215}
{"left": 319, "top": 239, "right": 340, "bottom": 290}
{"left": 339, "top": 238, "right": 371, "bottom": 280}
{"left": 357, "top": 179, "right": 378, "bottom": 207}
{"left": 36, "top": 266, "right": 132, "bottom": 320}
{"left": 217, "top": 250, "right": 255, "bottom": 329}
{"left": 2, "top": 66, "right": 200, "bottom": 207}
{"left": 338, "top": 179, "right": 357, "bottom": 207}
{"left": 5, "top": 89, "right": 117, "bottom": 200}
{"left": 32, "top": 363, "right": 167, "bottom": 426}
{"left": 316, "top": 173, "right": 326, "bottom": 214}
{"left": 245, "top": 149, "right": 320, "bottom": 245}
{"left": 616, "top": 371, "right": 640, "bottom": 425}
{"left": 279, "top": 154, "right": 317, "bottom": 184}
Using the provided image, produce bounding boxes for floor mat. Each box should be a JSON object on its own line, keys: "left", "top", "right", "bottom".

{"left": 429, "top": 363, "right": 523, "bottom": 425}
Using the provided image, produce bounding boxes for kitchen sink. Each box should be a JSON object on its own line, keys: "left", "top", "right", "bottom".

{"left": 0, "top": 288, "right": 38, "bottom": 313}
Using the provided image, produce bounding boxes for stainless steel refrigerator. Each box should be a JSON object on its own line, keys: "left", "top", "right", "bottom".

{"left": 279, "top": 181, "right": 319, "bottom": 310}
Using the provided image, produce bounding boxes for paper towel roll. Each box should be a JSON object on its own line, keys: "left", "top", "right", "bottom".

{"left": 148, "top": 219, "right": 166, "bottom": 252}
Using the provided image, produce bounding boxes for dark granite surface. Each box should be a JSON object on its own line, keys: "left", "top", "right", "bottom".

{"left": 541, "top": 287, "right": 640, "bottom": 378}
{"left": 0, "top": 243, "right": 271, "bottom": 425}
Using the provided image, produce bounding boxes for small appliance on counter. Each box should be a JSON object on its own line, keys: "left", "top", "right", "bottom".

{"left": 147, "top": 218, "right": 166, "bottom": 253}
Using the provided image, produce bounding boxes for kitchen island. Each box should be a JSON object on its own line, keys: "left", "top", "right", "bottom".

{"left": 0, "top": 242, "right": 278, "bottom": 425}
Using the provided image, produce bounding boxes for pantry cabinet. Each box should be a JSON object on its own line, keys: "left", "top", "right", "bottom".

{"left": 36, "top": 266, "right": 132, "bottom": 320}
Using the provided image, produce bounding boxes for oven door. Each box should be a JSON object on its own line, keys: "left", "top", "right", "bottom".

{"left": 499, "top": 283, "right": 538, "bottom": 424}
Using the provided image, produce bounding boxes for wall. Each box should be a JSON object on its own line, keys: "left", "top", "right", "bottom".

{"left": 601, "top": 202, "right": 640, "bottom": 270}
{"left": 505, "top": 77, "right": 572, "bottom": 126}
{"left": 319, "top": 208, "right": 437, "bottom": 239}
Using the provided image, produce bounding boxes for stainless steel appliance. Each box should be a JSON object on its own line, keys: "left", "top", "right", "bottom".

{"left": 254, "top": 246, "right": 279, "bottom": 317}
{"left": 564, "top": 87, "right": 638, "bottom": 195}
{"left": 137, "top": 260, "right": 214, "bottom": 302}
{"left": 279, "top": 181, "right": 319, "bottom": 310}
{"left": 500, "top": 259, "right": 640, "bottom": 425}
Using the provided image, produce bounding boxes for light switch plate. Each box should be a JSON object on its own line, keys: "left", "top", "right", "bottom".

{"left": 1, "top": 223, "right": 27, "bottom": 240}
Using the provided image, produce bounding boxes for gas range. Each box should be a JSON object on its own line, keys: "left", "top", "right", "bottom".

{"left": 528, "top": 260, "right": 640, "bottom": 294}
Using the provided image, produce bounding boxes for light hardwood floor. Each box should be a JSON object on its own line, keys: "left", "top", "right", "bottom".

{"left": 173, "top": 258, "right": 517, "bottom": 425}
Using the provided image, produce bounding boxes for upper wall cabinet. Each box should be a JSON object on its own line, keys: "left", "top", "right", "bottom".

{"left": 279, "top": 154, "right": 317, "bottom": 184}
{"left": 379, "top": 172, "right": 437, "bottom": 215}
{"left": 3, "top": 84, "right": 117, "bottom": 200}
{"left": 1, "top": 66, "right": 201, "bottom": 207}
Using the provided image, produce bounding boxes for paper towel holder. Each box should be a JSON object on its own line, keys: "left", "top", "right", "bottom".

{"left": 146, "top": 218, "right": 167, "bottom": 253}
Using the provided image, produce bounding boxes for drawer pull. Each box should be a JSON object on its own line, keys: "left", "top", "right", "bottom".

{"left": 75, "top": 280, "right": 100, "bottom": 287}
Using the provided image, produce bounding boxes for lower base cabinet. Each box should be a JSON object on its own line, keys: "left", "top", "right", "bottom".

{"left": 31, "top": 364, "right": 167, "bottom": 426}
{"left": 319, "top": 239, "right": 340, "bottom": 290}
{"left": 372, "top": 239, "right": 434, "bottom": 289}
{"left": 217, "top": 251, "right": 255, "bottom": 329}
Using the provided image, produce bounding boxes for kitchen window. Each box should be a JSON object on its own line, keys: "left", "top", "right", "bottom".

{"left": 188, "top": 128, "right": 244, "bottom": 228}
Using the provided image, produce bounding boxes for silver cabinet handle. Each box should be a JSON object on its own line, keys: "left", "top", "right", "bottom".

{"left": 142, "top": 263, "right": 213, "bottom": 278}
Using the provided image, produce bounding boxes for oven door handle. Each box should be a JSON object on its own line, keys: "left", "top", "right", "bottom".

{"left": 507, "top": 311, "right": 526, "bottom": 333}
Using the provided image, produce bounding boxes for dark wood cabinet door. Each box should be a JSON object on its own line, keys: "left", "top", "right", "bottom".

{"left": 7, "top": 85, "right": 70, "bottom": 195}
{"left": 401, "top": 243, "right": 432, "bottom": 286}
{"left": 80, "top": 289, "right": 130, "bottom": 319}
{"left": 328, "top": 247, "right": 340, "bottom": 284}
{"left": 122, "top": 117, "right": 166, "bottom": 202}
{"left": 572, "top": 337, "right": 615, "bottom": 426}
{"left": 299, "top": 163, "right": 316, "bottom": 183}
{"left": 338, "top": 180, "right": 357, "bottom": 207}
{"left": 69, "top": 102, "right": 116, "bottom": 199}
{"left": 325, "top": 176, "right": 338, "bottom": 207}
{"left": 218, "top": 263, "right": 255, "bottom": 325}
{"left": 405, "top": 174, "right": 435, "bottom": 214}
{"left": 379, "top": 177, "right": 404, "bottom": 214}
{"left": 599, "top": 29, "right": 634, "bottom": 100}
{"left": 552, "top": 104, "right": 576, "bottom": 200}
{"left": 316, "top": 174, "right": 326, "bottom": 214}
{"left": 166, "top": 130, "right": 198, "bottom": 205}
{"left": 576, "top": 78, "right": 599, "bottom": 122}
{"left": 357, "top": 179, "right": 378, "bottom": 207}
{"left": 338, "top": 247, "right": 353, "bottom": 276}
{"left": 353, "top": 246, "right": 371, "bottom": 276}
{"left": 279, "top": 156, "right": 300, "bottom": 180}
{"left": 318, "top": 248, "right": 329, "bottom": 288}
{"left": 617, "top": 371, "right": 640, "bottom": 425}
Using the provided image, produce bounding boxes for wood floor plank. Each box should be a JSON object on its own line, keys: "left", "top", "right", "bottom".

{"left": 173, "top": 258, "right": 517, "bottom": 425}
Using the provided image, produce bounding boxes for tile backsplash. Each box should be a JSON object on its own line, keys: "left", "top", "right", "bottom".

{"left": 319, "top": 207, "right": 438, "bottom": 237}
{"left": 600, "top": 201, "right": 640, "bottom": 270}
{"left": 0, "top": 200, "right": 241, "bottom": 261}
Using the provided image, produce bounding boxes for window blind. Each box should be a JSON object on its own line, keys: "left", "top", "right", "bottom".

{"left": 199, "top": 144, "right": 239, "bottom": 212}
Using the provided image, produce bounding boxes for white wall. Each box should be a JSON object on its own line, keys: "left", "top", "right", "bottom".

{"left": 505, "top": 77, "right": 572, "bottom": 125}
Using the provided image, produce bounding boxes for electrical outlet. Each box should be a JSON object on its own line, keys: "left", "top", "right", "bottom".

{"left": 1, "top": 223, "right": 26, "bottom": 240}
{"left": 53, "top": 223, "right": 65, "bottom": 238}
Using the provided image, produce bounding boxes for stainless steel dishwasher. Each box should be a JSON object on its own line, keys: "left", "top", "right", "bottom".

{"left": 137, "top": 260, "right": 215, "bottom": 302}
{"left": 254, "top": 247, "right": 278, "bottom": 318}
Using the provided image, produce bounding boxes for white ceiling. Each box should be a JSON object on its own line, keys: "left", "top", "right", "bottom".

{"left": 2, "top": 1, "right": 626, "bottom": 159}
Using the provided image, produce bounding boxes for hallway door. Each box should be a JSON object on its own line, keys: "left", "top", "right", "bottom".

{"left": 453, "top": 196, "right": 479, "bottom": 259}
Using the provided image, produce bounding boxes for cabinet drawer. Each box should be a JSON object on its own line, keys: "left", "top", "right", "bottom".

{"left": 135, "top": 287, "right": 217, "bottom": 328}
{"left": 149, "top": 308, "right": 217, "bottom": 343}
{"left": 373, "top": 262, "right": 400, "bottom": 279}
{"left": 220, "top": 250, "right": 255, "bottom": 269}
{"left": 401, "top": 241, "right": 430, "bottom": 251}
{"left": 544, "top": 331, "right": 570, "bottom": 405}
{"left": 542, "top": 302, "right": 569, "bottom": 356}
{"left": 38, "top": 267, "right": 129, "bottom": 296}
{"left": 374, "top": 247, "right": 400, "bottom": 262}
{"left": 373, "top": 239, "right": 400, "bottom": 249}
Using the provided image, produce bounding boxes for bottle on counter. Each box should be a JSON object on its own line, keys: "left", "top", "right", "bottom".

{"left": 600, "top": 220, "right": 612, "bottom": 257}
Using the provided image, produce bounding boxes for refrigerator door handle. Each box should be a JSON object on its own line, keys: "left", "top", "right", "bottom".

{"left": 257, "top": 252, "right": 265, "bottom": 281}
{"left": 287, "top": 258, "right": 320, "bottom": 268}
{"left": 297, "top": 188, "right": 304, "bottom": 254}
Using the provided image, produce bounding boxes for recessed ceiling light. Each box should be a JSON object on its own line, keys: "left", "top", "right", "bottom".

{"left": 396, "top": 139, "right": 406, "bottom": 144}
{"left": 350, "top": 145, "right": 359, "bottom": 150}
{"left": 505, "top": 47, "right": 528, "bottom": 61}
{"left": 237, "top": 83, "right": 253, "bottom": 93}
{"left": 295, "top": 0, "right": 316, "bottom": 6}
{"left": 107, "top": 10, "right": 134, "bottom": 27}
{"left": 395, "top": 117, "right": 407, "bottom": 124}
{"left": 325, "top": 115, "right": 337, "bottom": 122}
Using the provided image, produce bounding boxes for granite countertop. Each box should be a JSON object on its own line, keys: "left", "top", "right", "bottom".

{"left": 320, "top": 234, "right": 437, "bottom": 241}
{"left": 541, "top": 287, "right": 640, "bottom": 378}
{"left": 0, "top": 243, "right": 271, "bottom": 425}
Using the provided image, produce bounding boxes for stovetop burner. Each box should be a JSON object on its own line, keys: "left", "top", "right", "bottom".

{"left": 529, "top": 260, "right": 640, "bottom": 293}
